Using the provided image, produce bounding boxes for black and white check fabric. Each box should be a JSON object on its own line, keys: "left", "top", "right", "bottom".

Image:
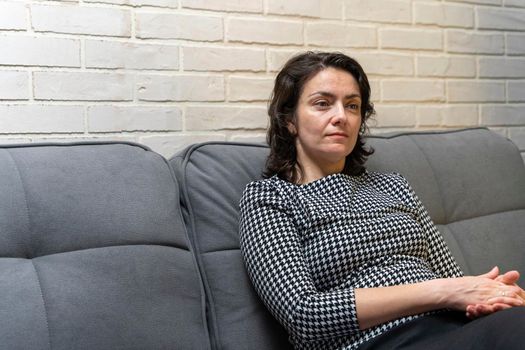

{"left": 239, "top": 172, "right": 463, "bottom": 349}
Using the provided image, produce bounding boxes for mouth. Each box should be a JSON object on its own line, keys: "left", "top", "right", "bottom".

{"left": 327, "top": 132, "right": 348, "bottom": 138}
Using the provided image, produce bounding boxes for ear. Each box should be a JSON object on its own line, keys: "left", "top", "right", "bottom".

{"left": 287, "top": 122, "right": 297, "bottom": 136}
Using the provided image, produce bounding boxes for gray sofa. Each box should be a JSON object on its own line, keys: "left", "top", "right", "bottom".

{"left": 1, "top": 128, "right": 524, "bottom": 350}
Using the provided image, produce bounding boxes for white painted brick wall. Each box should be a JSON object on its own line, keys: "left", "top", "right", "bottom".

{"left": 0, "top": 0, "right": 523, "bottom": 162}
{"left": 85, "top": 40, "right": 178, "bottom": 70}
{"left": 34, "top": 72, "right": 134, "bottom": 101}
{"left": 0, "top": 1, "right": 27, "bottom": 30}
{"left": 227, "top": 18, "right": 303, "bottom": 45}
{"left": 32, "top": 4, "right": 131, "bottom": 37}
{"left": 183, "top": 46, "right": 265, "bottom": 72}
{"left": 307, "top": 23, "right": 377, "bottom": 47}
{"left": 0, "top": 71, "right": 29, "bottom": 100}
{"left": 0, "top": 36, "right": 80, "bottom": 67}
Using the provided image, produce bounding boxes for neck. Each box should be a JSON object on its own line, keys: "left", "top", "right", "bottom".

{"left": 296, "top": 160, "right": 345, "bottom": 185}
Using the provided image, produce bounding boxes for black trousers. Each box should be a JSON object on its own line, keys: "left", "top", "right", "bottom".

{"left": 359, "top": 307, "right": 525, "bottom": 350}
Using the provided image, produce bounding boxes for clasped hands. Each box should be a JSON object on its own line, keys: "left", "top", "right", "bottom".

{"left": 464, "top": 266, "right": 525, "bottom": 319}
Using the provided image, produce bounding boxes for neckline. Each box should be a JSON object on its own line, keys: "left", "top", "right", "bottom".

{"left": 274, "top": 172, "right": 365, "bottom": 189}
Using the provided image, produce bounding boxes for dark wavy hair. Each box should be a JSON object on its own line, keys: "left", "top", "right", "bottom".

{"left": 264, "top": 51, "right": 375, "bottom": 183}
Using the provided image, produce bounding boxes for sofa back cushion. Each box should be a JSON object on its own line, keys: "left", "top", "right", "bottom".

{"left": 0, "top": 142, "right": 209, "bottom": 350}
{"left": 366, "top": 128, "right": 525, "bottom": 275}
{"left": 171, "top": 143, "right": 291, "bottom": 350}
{"left": 172, "top": 128, "right": 525, "bottom": 349}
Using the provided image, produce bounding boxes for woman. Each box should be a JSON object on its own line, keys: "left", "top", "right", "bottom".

{"left": 238, "top": 51, "right": 525, "bottom": 349}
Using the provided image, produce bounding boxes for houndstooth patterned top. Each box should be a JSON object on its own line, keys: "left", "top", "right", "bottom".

{"left": 239, "top": 171, "right": 463, "bottom": 350}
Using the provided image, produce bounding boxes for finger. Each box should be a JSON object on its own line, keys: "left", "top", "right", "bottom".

{"left": 487, "top": 296, "right": 524, "bottom": 307}
{"left": 478, "top": 266, "right": 499, "bottom": 279}
{"left": 496, "top": 270, "right": 520, "bottom": 285}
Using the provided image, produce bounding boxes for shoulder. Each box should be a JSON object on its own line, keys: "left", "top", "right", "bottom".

{"left": 240, "top": 176, "right": 290, "bottom": 211}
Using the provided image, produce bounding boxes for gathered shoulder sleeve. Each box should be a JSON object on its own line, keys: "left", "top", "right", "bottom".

{"left": 239, "top": 179, "right": 360, "bottom": 342}
{"left": 392, "top": 173, "right": 464, "bottom": 279}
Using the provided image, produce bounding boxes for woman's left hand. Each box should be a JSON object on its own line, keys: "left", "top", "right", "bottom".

{"left": 466, "top": 267, "right": 525, "bottom": 319}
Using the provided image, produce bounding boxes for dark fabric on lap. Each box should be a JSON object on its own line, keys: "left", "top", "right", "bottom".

{"left": 359, "top": 308, "right": 525, "bottom": 350}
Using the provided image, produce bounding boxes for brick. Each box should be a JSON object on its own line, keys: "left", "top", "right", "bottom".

{"left": 87, "top": 106, "right": 182, "bottom": 132}
{"left": 0, "top": 138, "right": 31, "bottom": 145}
{"left": 34, "top": 72, "right": 134, "bottom": 101}
{"left": 0, "top": 36, "right": 80, "bottom": 67}
{"left": 345, "top": 0, "right": 411, "bottom": 24}
{"left": 139, "top": 133, "right": 226, "bottom": 157}
{"left": 181, "top": 0, "right": 262, "bottom": 13}
{"left": 307, "top": 23, "right": 376, "bottom": 48}
{"left": 481, "top": 105, "right": 525, "bottom": 125}
{"left": 136, "top": 12, "right": 222, "bottom": 41}
{"left": 230, "top": 133, "right": 266, "bottom": 143}
{"left": 477, "top": 7, "right": 525, "bottom": 31}
{"left": 0, "top": 71, "right": 29, "bottom": 100}
{"left": 417, "top": 55, "right": 476, "bottom": 78}
{"left": 30, "top": 135, "right": 138, "bottom": 144}
{"left": 509, "top": 127, "right": 525, "bottom": 150}
{"left": 380, "top": 28, "right": 442, "bottom": 51}
{"left": 229, "top": 76, "right": 274, "bottom": 102}
{"left": 137, "top": 74, "right": 224, "bottom": 102}
{"left": 228, "top": 18, "right": 302, "bottom": 45}
{"left": 505, "top": 0, "right": 525, "bottom": 7}
{"left": 84, "top": 0, "right": 177, "bottom": 7}
{"left": 479, "top": 58, "right": 525, "bottom": 78}
{"left": 445, "top": 0, "right": 500, "bottom": 4}
{"left": 351, "top": 52, "right": 413, "bottom": 76}
{"left": 448, "top": 81, "right": 505, "bottom": 103}
{"left": 416, "top": 105, "right": 478, "bottom": 127}
{"left": 31, "top": 4, "right": 131, "bottom": 37}
{"left": 415, "top": 3, "right": 474, "bottom": 28}
{"left": 0, "top": 105, "right": 84, "bottom": 133}
{"left": 507, "top": 34, "right": 525, "bottom": 55}
{"left": 415, "top": 105, "right": 443, "bottom": 126}
{"left": 183, "top": 46, "right": 265, "bottom": 72}
{"left": 268, "top": 0, "right": 343, "bottom": 19}
{"left": 509, "top": 81, "right": 525, "bottom": 102}
{"left": 85, "top": 40, "right": 178, "bottom": 70}
{"left": 368, "top": 79, "right": 380, "bottom": 102}
{"left": 441, "top": 105, "right": 479, "bottom": 126}
{"left": 268, "top": 49, "right": 299, "bottom": 72}
{"left": 382, "top": 80, "right": 445, "bottom": 102}
{"left": 0, "top": 1, "right": 27, "bottom": 30}
{"left": 374, "top": 105, "right": 416, "bottom": 127}
{"left": 185, "top": 106, "right": 267, "bottom": 130}
{"left": 446, "top": 30, "right": 504, "bottom": 54}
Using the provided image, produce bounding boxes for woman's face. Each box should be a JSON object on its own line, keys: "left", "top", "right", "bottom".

{"left": 292, "top": 67, "right": 362, "bottom": 175}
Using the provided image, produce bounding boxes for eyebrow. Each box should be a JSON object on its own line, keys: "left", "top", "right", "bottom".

{"left": 308, "top": 91, "right": 361, "bottom": 100}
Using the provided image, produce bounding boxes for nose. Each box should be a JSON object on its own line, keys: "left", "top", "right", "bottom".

{"left": 331, "top": 102, "right": 346, "bottom": 125}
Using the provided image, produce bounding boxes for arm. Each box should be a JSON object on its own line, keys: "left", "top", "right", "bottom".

{"left": 239, "top": 181, "right": 360, "bottom": 341}
{"left": 355, "top": 269, "right": 523, "bottom": 329}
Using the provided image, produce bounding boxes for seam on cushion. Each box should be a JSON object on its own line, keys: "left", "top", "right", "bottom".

{"left": 441, "top": 225, "right": 473, "bottom": 275}
{"left": 177, "top": 154, "right": 217, "bottom": 350}
{"left": 178, "top": 152, "right": 220, "bottom": 350}
{"left": 5, "top": 149, "right": 33, "bottom": 259}
{"left": 408, "top": 136, "right": 448, "bottom": 224}
{"left": 31, "top": 260, "right": 52, "bottom": 350}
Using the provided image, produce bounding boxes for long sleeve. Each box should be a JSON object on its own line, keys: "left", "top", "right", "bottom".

{"left": 239, "top": 180, "right": 361, "bottom": 342}
{"left": 396, "top": 174, "right": 464, "bottom": 279}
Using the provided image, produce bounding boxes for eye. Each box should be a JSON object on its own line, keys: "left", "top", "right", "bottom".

{"left": 313, "top": 100, "right": 330, "bottom": 109}
{"left": 346, "top": 103, "right": 360, "bottom": 110}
